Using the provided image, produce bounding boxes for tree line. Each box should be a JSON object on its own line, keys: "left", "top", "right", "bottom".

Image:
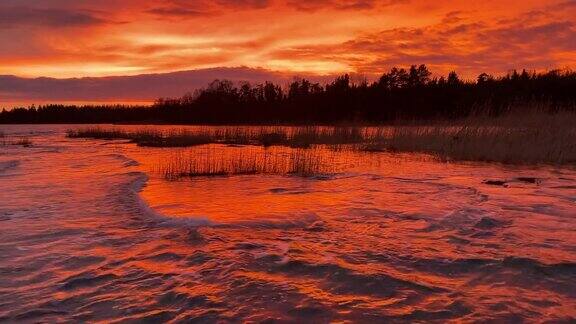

{"left": 2, "top": 65, "right": 575, "bottom": 124}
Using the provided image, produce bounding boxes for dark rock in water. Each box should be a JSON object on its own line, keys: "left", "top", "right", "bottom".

{"left": 483, "top": 180, "right": 507, "bottom": 186}
{"left": 516, "top": 177, "right": 540, "bottom": 184}
{"left": 475, "top": 217, "right": 505, "bottom": 229}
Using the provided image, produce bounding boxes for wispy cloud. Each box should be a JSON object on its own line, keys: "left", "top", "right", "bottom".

{"left": 0, "top": 6, "right": 107, "bottom": 28}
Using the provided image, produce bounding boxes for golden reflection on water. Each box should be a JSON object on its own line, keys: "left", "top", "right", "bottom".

{"left": 1, "top": 125, "right": 575, "bottom": 322}
{"left": 118, "top": 137, "right": 576, "bottom": 320}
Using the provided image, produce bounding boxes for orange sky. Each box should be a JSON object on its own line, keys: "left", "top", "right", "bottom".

{"left": 0, "top": 0, "right": 575, "bottom": 80}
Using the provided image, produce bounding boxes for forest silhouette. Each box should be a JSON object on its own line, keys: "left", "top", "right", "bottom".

{"left": 2, "top": 65, "right": 575, "bottom": 124}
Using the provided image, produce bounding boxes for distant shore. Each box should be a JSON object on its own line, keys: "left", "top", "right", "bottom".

{"left": 2, "top": 66, "right": 575, "bottom": 125}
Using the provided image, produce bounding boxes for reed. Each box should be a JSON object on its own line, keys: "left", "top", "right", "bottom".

{"left": 67, "top": 128, "right": 214, "bottom": 147}
{"left": 67, "top": 128, "right": 132, "bottom": 140}
{"left": 67, "top": 126, "right": 368, "bottom": 148}
{"left": 67, "top": 107, "right": 576, "bottom": 165}
{"left": 363, "top": 110, "right": 576, "bottom": 164}
{"left": 158, "top": 147, "right": 336, "bottom": 180}
{"left": 289, "top": 126, "right": 365, "bottom": 148}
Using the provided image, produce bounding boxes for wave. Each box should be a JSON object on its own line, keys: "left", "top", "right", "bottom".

{"left": 125, "top": 172, "right": 214, "bottom": 227}
{"left": 123, "top": 171, "right": 323, "bottom": 230}
{"left": 102, "top": 153, "right": 140, "bottom": 167}
{"left": 218, "top": 212, "right": 322, "bottom": 230}
{"left": 96, "top": 151, "right": 214, "bottom": 228}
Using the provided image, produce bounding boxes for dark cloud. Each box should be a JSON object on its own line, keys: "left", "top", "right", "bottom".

{"left": 146, "top": 0, "right": 271, "bottom": 18}
{"left": 0, "top": 6, "right": 106, "bottom": 28}
{"left": 217, "top": 0, "right": 271, "bottom": 9}
{"left": 555, "top": 0, "right": 576, "bottom": 9}
{"left": 287, "top": 0, "right": 405, "bottom": 12}
{"left": 146, "top": 6, "right": 208, "bottom": 18}
{"left": 0, "top": 67, "right": 291, "bottom": 103}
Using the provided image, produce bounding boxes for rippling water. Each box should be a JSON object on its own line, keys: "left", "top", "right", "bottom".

{"left": 1, "top": 124, "right": 575, "bottom": 322}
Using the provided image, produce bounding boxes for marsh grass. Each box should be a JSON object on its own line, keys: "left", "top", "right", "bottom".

{"left": 290, "top": 126, "right": 365, "bottom": 148}
{"left": 67, "top": 128, "right": 132, "bottom": 140}
{"left": 159, "top": 147, "right": 336, "bottom": 180}
{"left": 67, "top": 107, "right": 576, "bottom": 165}
{"left": 67, "top": 126, "right": 367, "bottom": 148}
{"left": 363, "top": 110, "right": 576, "bottom": 164}
{"left": 67, "top": 128, "right": 216, "bottom": 147}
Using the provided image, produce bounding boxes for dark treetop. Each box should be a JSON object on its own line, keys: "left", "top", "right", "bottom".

{"left": 2, "top": 65, "right": 575, "bottom": 124}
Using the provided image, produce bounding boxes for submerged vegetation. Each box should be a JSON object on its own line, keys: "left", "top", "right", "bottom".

{"left": 2, "top": 66, "right": 576, "bottom": 124}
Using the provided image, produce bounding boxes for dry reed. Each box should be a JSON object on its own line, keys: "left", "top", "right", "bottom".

{"left": 67, "top": 126, "right": 367, "bottom": 148}
{"left": 364, "top": 110, "right": 576, "bottom": 164}
{"left": 67, "top": 107, "right": 576, "bottom": 165}
{"left": 158, "top": 147, "right": 336, "bottom": 180}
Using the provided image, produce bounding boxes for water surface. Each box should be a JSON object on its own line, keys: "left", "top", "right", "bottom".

{"left": 1, "top": 125, "right": 575, "bottom": 322}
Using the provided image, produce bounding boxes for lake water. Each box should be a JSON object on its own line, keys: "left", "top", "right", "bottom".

{"left": 1, "top": 124, "right": 575, "bottom": 322}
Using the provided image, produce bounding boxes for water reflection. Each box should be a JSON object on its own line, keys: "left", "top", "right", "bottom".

{"left": 0, "top": 124, "right": 574, "bottom": 322}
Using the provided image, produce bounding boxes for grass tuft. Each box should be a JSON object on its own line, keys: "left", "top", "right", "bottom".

{"left": 159, "top": 147, "right": 336, "bottom": 180}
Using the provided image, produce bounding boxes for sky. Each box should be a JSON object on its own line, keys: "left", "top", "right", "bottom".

{"left": 0, "top": 0, "right": 575, "bottom": 105}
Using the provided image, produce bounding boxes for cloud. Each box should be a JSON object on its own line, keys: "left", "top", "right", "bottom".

{"left": 146, "top": 0, "right": 271, "bottom": 18}
{"left": 146, "top": 7, "right": 208, "bottom": 18}
{"left": 0, "top": 0, "right": 574, "bottom": 85}
{"left": 217, "top": 0, "right": 271, "bottom": 9}
{"left": 0, "top": 6, "right": 107, "bottom": 28}
{"left": 0, "top": 67, "right": 294, "bottom": 104}
{"left": 286, "top": 0, "right": 406, "bottom": 12}
{"left": 266, "top": 7, "right": 576, "bottom": 77}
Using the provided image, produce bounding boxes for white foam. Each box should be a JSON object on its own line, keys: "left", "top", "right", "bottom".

{"left": 127, "top": 172, "right": 214, "bottom": 227}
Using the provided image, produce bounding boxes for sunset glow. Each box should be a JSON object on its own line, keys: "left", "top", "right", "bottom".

{"left": 1, "top": 0, "right": 574, "bottom": 79}
{"left": 2, "top": 2, "right": 576, "bottom": 322}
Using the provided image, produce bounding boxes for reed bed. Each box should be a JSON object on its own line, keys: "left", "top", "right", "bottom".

{"left": 67, "top": 108, "right": 576, "bottom": 165}
{"left": 290, "top": 126, "right": 365, "bottom": 148}
{"left": 67, "top": 126, "right": 368, "bottom": 148}
{"left": 66, "top": 128, "right": 214, "bottom": 147}
{"left": 66, "top": 128, "right": 137, "bottom": 140}
{"left": 363, "top": 111, "right": 576, "bottom": 164}
{"left": 159, "top": 147, "right": 336, "bottom": 180}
